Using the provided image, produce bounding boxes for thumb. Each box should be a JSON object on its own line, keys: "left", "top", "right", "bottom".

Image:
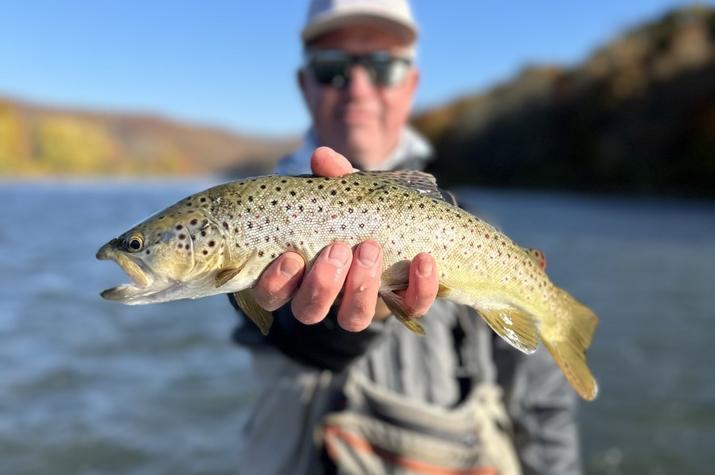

{"left": 310, "top": 146, "right": 357, "bottom": 177}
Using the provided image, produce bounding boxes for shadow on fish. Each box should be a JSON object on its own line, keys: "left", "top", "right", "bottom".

{"left": 96, "top": 171, "right": 599, "bottom": 400}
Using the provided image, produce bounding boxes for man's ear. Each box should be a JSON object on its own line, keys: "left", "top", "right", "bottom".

{"left": 297, "top": 68, "right": 308, "bottom": 99}
{"left": 406, "top": 68, "right": 420, "bottom": 94}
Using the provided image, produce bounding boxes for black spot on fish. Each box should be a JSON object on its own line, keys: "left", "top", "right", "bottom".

{"left": 176, "top": 225, "right": 183, "bottom": 230}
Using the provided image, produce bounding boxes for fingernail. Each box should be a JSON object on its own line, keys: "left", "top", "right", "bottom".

{"left": 327, "top": 244, "right": 351, "bottom": 267}
{"left": 279, "top": 257, "right": 302, "bottom": 277}
{"left": 357, "top": 242, "right": 380, "bottom": 266}
{"left": 417, "top": 258, "right": 433, "bottom": 278}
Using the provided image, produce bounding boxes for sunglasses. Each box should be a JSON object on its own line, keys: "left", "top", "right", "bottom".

{"left": 305, "top": 50, "right": 412, "bottom": 89}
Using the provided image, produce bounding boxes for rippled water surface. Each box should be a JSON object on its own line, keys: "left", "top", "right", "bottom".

{"left": 1, "top": 181, "right": 712, "bottom": 475}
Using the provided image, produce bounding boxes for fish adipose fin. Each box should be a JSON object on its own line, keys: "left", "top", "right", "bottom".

{"left": 543, "top": 289, "right": 599, "bottom": 401}
{"left": 477, "top": 305, "right": 540, "bottom": 354}
{"left": 232, "top": 289, "right": 274, "bottom": 336}
{"left": 524, "top": 247, "right": 547, "bottom": 270}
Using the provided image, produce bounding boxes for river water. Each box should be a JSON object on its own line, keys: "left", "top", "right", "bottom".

{"left": 0, "top": 180, "right": 712, "bottom": 475}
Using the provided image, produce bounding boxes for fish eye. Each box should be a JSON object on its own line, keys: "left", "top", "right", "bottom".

{"left": 126, "top": 234, "right": 144, "bottom": 252}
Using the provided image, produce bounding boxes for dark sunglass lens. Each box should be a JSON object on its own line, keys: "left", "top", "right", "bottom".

{"left": 310, "top": 59, "right": 348, "bottom": 87}
{"left": 365, "top": 57, "right": 409, "bottom": 87}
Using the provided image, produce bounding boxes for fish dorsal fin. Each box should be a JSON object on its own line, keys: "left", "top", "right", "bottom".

{"left": 232, "top": 290, "right": 274, "bottom": 335}
{"left": 478, "top": 304, "right": 540, "bottom": 354}
{"left": 357, "top": 170, "right": 445, "bottom": 201}
{"left": 524, "top": 247, "right": 547, "bottom": 270}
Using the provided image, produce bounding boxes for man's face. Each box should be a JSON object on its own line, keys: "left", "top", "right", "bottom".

{"left": 299, "top": 25, "right": 419, "bottom": 169}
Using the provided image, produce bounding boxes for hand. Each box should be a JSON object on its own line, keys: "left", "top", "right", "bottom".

{"left": 251, "top": 146, "right": 439, "bottom": 332}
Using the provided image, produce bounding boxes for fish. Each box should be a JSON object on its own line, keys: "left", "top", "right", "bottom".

{"left": 96, "top": 170, "right": 599, "bottom": 400}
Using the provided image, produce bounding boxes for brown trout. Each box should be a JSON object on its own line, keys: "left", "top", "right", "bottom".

{"left": 96, "top": 171, "right": 599, "bottom": 400}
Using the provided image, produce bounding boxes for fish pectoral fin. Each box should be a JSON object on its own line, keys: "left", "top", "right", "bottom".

{"left": 477, "top": 304, "right": 540, "bottom": 354}
{"left": 215, "top": 267, "right": 243, "bottom": 288}
{"left": 232, "top": 289, "right": 274, "bottom": 336}
{"left": 379, "top": 290, "right": 426, "bottom": 336}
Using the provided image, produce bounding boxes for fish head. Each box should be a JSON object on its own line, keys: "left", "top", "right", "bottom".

{"left": 97, "top": 202, "right": 227, "bottom": 304}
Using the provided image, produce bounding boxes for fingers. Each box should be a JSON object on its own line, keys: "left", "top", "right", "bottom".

{"left": 252, "top": 252, "right": 305, "bottom": 311}
{"left": 337, "top": 241, "right": 383, "bottom": 332}
{"left": 291, "top": 242, "right": 352, "bottom": 325}
{"left": 310, "top": 146, "right": 356, "bottom": 177}
{"left": 402, "top": 252, "right": 439, "bottom": 317}
{"left": 253, "top": 247, "right": 438, "bottom": 332}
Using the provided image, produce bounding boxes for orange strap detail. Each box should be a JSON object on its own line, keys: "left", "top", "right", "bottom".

{"left": 324, "top": 425, "right": 498, "bottom": 475}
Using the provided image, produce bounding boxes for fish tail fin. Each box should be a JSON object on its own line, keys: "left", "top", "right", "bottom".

{"left": 543, "top": 289, "right": 599, "bottom": 401}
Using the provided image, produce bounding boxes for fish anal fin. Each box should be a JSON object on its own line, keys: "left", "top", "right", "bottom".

{"left": 215, "top": 267, "right": 243, "bottom": 288}
{"left": 543, "top": 339, "right": 598, "bottom": 401}
{"left": 542, "top": 289, "right": 599, "bottom": 401}
{"left": 477, "top": 305, "right": 540, "bottom": 354}
{"left": 232, "top": 290, "right": 274, "bottom": 335}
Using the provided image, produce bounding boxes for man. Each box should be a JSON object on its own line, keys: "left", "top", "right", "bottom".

{"left": 232, "top": 1, "right": 583, "bottom": 474}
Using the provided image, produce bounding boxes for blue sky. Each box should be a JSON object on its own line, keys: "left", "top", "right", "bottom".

{"left": 0, "top": 1, "right": 707, "bottom": 135}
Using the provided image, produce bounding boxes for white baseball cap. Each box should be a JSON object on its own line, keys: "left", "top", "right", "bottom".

{"left": 302, "top": 0, "right": 418, "bottom": 44}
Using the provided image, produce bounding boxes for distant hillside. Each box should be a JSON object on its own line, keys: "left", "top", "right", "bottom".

{"left": 0, "top": 97, "right": 297, "bottom": 177}
{"left": 413, "top": 6, "right": 715, "bottom": 196}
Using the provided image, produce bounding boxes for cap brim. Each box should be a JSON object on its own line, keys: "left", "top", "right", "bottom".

{"left": 302, "top": 12, "right": 417, "bottom": 44}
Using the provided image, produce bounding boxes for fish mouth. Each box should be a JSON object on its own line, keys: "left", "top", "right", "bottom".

{"left": 96, "top": 241, "right": 174, "bottom": 304}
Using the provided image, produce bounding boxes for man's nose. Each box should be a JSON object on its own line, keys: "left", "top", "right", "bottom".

{"left": 345, "top": 65, "right": 375, "bottom": 96}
